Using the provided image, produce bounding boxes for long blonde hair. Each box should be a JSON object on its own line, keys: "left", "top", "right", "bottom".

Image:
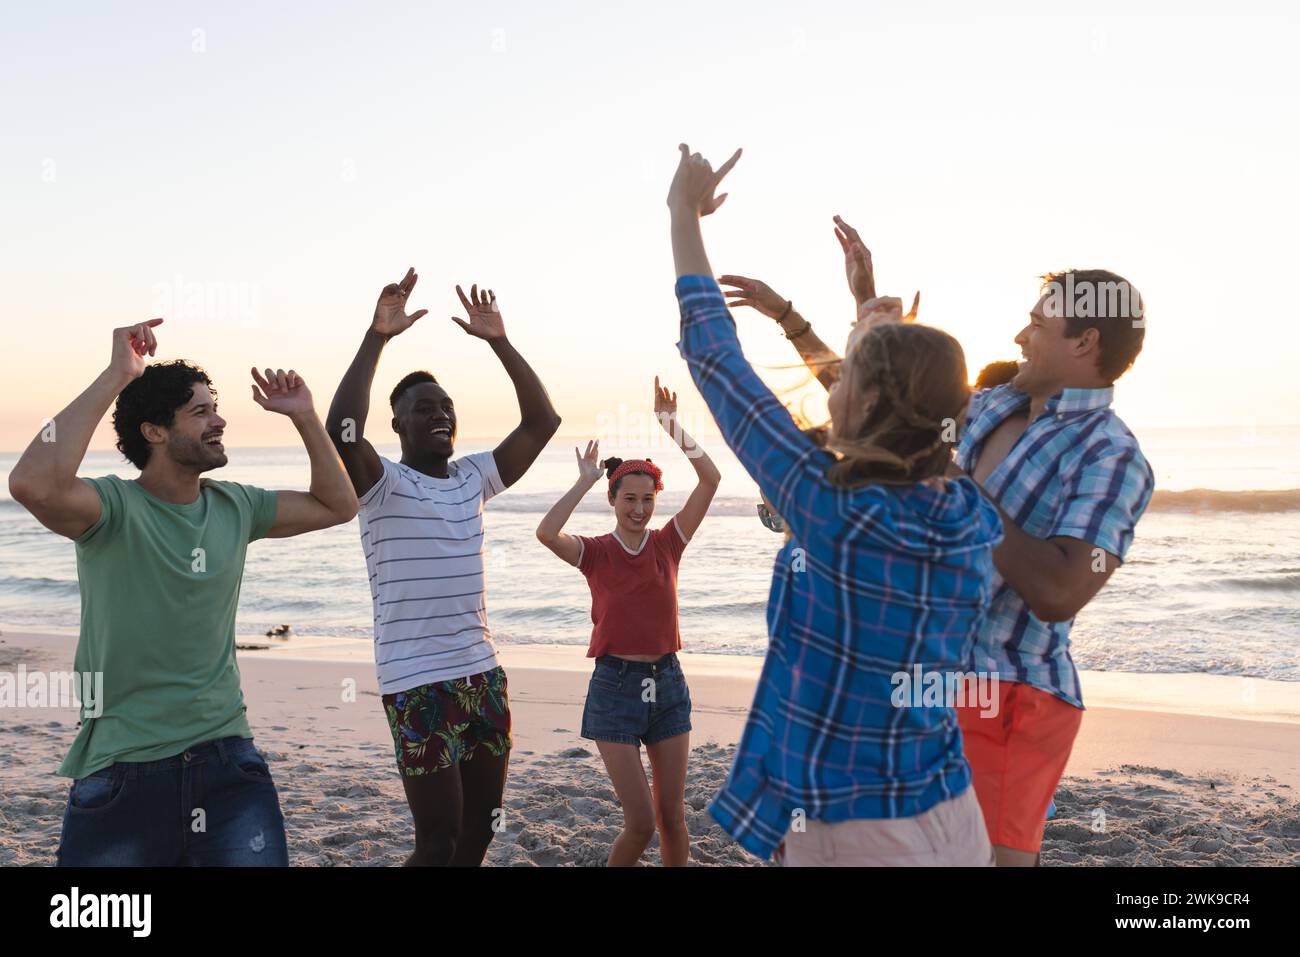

{"left": 825, "top": 315, "right": 970, "bottom": 489}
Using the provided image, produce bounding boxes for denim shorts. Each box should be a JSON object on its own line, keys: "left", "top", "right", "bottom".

{"left": 56, "top": 736, "right": 288, "bottom": 867}
{"left": 580, "top": 653, "right": 692, "bottom": 747}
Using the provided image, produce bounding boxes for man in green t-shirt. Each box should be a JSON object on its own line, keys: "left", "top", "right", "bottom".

{"left": 8, "top": 317, "right": 358, "bottom": 866}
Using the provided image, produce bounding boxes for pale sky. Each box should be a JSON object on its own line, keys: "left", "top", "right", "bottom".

{"left": 2, "top": 1, "right": 1297, "bottom": 453}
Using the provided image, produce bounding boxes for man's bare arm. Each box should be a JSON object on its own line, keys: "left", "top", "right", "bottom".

{"left": 448, "top": 284, "right": 561, "bottom": 489}
{"left": 326, "top": 268, "right": 428, "bottom": 497}
{"left": 8, "top": 319, "right": 162, "bottom": 539}
{"left": 949, "top": 460, "right": 1119, "bottom": 622}
{"left": 255, "top": 368, "right": 358, "bottom": 537}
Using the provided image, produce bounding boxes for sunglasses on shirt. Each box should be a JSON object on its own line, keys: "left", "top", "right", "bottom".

{"left": 756, "top": 502, "right": 785, "bottom": 534}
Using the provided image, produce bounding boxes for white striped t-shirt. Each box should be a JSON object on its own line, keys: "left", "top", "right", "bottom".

{"left": 358, "top": 452, "right": 505, "bottom": 694}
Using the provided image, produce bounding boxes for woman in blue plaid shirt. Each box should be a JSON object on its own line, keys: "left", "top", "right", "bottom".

{"left": 666, "top": 144, "right": 1003, "bottom": 865}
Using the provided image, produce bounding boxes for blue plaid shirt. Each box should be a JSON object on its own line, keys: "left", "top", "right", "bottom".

{"left": 676, "top": 275, "right": 1003, "bottom": 860}
{"left": 955, "top": 383, "right": 1154, "bottom": 709}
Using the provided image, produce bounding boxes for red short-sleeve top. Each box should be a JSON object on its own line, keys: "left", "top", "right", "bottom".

{"left": 576, "top": 514, "right": 690, "bottom": 658}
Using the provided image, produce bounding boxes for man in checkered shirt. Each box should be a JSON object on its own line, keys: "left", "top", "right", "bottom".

{"left": 742, "top": 219, "right": 1154, "bottom": 865}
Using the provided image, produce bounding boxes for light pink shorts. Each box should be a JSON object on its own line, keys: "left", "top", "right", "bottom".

{"left": 778, "top": 787, "right": 994, "bottom": 867}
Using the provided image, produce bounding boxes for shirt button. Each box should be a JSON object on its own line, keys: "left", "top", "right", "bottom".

{"left": 182, "top": 751, "right": 192, "bottom": 762}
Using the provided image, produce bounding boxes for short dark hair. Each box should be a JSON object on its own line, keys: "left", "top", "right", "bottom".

{"left": 390, "top": 371, "right": 438, "bottom": 410}
{"left": 1040, "top": 269, "right": 1145, "bottom": 382}
{"left": 113, "top": 360, "right": 215, "bottom": 469}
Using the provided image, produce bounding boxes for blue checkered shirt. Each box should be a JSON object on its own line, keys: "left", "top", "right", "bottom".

{"left": 955, "top": 383, "right": 1154, "bottom": 709}
{"left": 676, "top": 275, "right": 1003, "bottom": 860}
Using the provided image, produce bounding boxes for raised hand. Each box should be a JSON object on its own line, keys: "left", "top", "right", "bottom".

{"left": 575, "top": 439, "right": 602, "bottom": 484}
{"left": 110, "top": 318, "right": 163, "bottom": 381}
{"left": 718, "top": 275, "right": 788, "bottom": 320}
{"left": 855, "top": 290, "right": 922, "bottom": 327}
{"left": 667, "top": 143, "right": 742, "bottom": 218}
{"left": 654, "top": 375, "right": 677, "bottom": 429}
{"left": 833, "top": 215, "right": 876, "bottom": 305}
{"left": 251, "top": 367, "right": 315, "bottom": 418}
{"left": 371, "top": 267, "right": 428, "bottom": 338}
{"left": 451, "top": 284, "right": 506, "bottom": 340}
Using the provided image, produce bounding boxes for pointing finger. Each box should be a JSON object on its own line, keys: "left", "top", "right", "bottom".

{"left": 714, "top": 147, "right": 743, "bottom": 183}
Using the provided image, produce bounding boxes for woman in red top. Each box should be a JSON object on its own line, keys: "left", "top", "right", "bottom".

{"left": 536, "top": 378, "right": 720, "bottom": 866}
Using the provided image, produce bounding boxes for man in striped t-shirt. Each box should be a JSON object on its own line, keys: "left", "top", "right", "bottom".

{"left": 327, "top": 268, "right": 560, "bottom": 866}
{"left": 358, "top": 451, "right": 504, "bottom": 692}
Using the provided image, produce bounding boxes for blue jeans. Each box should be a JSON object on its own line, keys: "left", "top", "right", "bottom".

{"left": 580, "top": 653, "right": 692, "bottom": 746}
{"left": 56, "top": 736, "right": 288, "bottom": 866}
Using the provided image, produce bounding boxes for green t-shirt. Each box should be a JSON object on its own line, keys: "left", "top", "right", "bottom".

{"left": 58, "top": 475, "right": 278, "bottom": 779}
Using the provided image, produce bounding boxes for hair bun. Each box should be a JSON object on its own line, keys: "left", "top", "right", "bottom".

{"left": 603, "top": 456, "right": 624, "bottom": 478}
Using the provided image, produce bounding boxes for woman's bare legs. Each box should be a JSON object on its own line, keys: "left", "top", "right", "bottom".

{"left": 595, "top": 741, "right": 656, "bottom": 866}
{"left": 646, "top": 732, "right": 691, "bottom": 866}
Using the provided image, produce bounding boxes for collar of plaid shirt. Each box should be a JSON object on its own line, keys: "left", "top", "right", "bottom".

{"left": 964, "top": 384, "right": 1114, "bottom": 444}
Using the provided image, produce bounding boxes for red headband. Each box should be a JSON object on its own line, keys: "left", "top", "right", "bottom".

{"left": 608, "top": 459, "right": 663, "bottom": 492}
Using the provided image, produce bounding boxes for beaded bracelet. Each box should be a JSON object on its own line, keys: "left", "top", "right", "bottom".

{"left": 783, "top": 319, "right": 812, "bottom": 340}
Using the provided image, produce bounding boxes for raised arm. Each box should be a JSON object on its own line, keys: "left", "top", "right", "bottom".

{"left": 8, "top": 319, "right": 162, "bottom": 539}
{"left": 252, "top": 368, "right": 358, "bottom": 537}
{"left": 835, "top": 215, "right": 920, "bottom": 328}
{"left": 450, "top": 284, "right": 562, "bottom": 489}
{"left": 326, "top": 267, "right": 428, "bottom": 496}
{"left": 535, "top": 439, "right": 603, "bottom": 566}
{"left": 719, "top": 275, "right": 842, "bottom": 391}
{"left": 654, "top": 376, "right": 719, "bottom": 540}
{"left": 668, "top": 143, "right": 831, "bottom": 541}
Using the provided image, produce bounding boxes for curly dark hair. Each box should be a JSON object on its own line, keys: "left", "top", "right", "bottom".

{"left": 112, "top": 360, "right": 216, "bottom": 469}
{"left": 390, "top": 370, "right": 438, "bottom": 410}
{"left": 974, "top": 360, "right": 1020, "bottom": 389}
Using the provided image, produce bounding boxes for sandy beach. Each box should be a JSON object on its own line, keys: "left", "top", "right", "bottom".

{"left": 2, "top": 627, "right": 1297, "bottom": 866}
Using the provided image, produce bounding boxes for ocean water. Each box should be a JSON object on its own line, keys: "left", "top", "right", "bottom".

{"left": 2, "top": 426, "right": 1298, "bottom": 682}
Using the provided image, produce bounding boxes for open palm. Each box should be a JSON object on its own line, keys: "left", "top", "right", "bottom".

{"left": 451, "top": 284, "right": 506, "bottom": 339}
{"left": 719, "top": 275, "right": 787, "bottom": 319}
{"left": 654, "top": 375, "right": 677, "bottom": 429}
{"left": 251, "top": 367, "right": 314, "bottom": 417}
{"left": 833, "top": 215, "right": 876, "bottom": 305}
{"left": 372, "top": 267, "right": 429, "bottom": 338}
{"left": 576, "top": 439, "right": 602, "bottom": 483}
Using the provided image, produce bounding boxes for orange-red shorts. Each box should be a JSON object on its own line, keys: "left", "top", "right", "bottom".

{"left": 955, "top": 680, "right": 1082, "bottom": 854}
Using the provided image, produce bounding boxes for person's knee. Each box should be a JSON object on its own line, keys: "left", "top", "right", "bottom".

{"left": 458, "top": 811, "right": 500, "bottom": 850}
{"left": 412, "top": 821, "right": 459, "bottom": 864}
{"left": 655, "top": 800, "right": 686, "bottom": 833}
{"left": 623, "top": 809, "right": 657, "bottom": 846}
